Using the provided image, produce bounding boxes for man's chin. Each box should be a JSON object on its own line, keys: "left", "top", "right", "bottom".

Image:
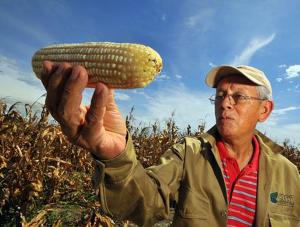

{"left": 217, "top": 125, "right": 236, "bottom": 140}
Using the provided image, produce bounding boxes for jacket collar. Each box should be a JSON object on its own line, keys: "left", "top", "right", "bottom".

{"left": 205, "top": 125, "right": 283, "bottom": 155}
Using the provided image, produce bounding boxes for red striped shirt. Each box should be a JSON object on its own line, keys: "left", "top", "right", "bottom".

{"left": 217, "top": 136, "right": 259, "bottom": 227}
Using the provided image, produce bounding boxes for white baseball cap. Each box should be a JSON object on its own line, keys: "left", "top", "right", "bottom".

{"left": 205, "top": 65, "right": 272, "bottom": 96}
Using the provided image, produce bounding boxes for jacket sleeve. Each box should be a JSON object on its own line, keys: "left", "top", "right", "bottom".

{"left": 91, "top": 133, "right": 186, "bottom": 226}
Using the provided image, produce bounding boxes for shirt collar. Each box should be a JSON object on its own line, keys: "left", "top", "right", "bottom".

{"left": 216, "top": 135, "right": 260, "bottom": 171}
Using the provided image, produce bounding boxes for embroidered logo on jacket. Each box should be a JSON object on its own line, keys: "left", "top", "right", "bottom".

{"left": 270, "top": 192, "right": 294, "bottom": 207}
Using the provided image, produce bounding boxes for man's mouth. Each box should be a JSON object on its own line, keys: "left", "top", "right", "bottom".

{"left": 217, "top": 115, "right": 234, "bottom": 122}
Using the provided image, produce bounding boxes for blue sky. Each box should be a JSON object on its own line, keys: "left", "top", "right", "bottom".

{"left": 0, "top": 0, "right": 299, "bottom": 144}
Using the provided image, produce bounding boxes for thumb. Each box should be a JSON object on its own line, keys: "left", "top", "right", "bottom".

{"left": 103, "top": 89, "right": 127, "bottom": 135}
{"left": 86, "top": 82, "right": 109, "bottom": 127}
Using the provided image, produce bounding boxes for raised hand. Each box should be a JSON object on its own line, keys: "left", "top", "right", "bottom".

{"left": 41, "top": 61, "right": 126, "bottom": 159}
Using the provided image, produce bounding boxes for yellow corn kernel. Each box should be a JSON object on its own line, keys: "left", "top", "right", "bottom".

{"left": 31, "top": 42, "right": 163, "bottom": 89}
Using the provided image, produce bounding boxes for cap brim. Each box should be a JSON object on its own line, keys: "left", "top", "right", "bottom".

{"left": 205, "top": 65, "right": 265, "bottom": 88}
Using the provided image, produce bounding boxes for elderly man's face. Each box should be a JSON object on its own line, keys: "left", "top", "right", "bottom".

{"left": 215, "top": 75, "right": 272, "bottom": 140}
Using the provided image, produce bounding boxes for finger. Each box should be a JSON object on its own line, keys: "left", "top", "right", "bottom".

{"left": 57, "top": 65, "right": 88, "bottom": 138}
{"left": 103, "top": 90, "right": 126, "bottom": 135}
{"left": 79, "top": 83, "right": 109, "bottom": 143}
{"left": 46, "top": 63, "right": 72, "bottom": 119}
{"left": 41, "top": 61, "right": 59, "bottom": 89}
{"left": 86, "top": 82, "right": 109, "bottom": 127}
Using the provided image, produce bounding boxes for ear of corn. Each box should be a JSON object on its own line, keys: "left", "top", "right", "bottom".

{"left": 32, "top": 42, "right": 163, "bottom": 89}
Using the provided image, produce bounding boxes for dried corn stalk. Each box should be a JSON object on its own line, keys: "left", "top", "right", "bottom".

{"left": 32, "top": 42, "right": 163, "bottom": 89}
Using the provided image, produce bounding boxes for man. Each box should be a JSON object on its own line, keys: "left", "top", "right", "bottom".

{"left": 41, "top": 61, "right": 300, "bottom": 226}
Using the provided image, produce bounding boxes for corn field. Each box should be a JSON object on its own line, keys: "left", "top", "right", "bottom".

{"left": 0, "top": 99, "right": 299, "bottom": 226}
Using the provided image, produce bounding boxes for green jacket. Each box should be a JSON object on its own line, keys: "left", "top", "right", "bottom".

{"left": 92, "top": 126, "right": 300, "bottom": 226}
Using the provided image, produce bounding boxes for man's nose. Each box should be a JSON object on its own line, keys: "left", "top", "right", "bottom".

{"left": 220, "top": 94, "right": 234, "bottom": 109}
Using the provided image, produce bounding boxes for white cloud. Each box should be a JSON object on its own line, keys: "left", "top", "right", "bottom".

{"left": 132, "top": 83, "right": 215, "bottom": 132}
{"left": 285, "top": 65, "right": 300, "bottom": 79}
{"left": 273, "top": 106, "right": 300, "bottom": 115}
{"left": 0, "top": 73, "right": 45, "bottom": 106}
{"left": 175, "top": 74, "right": 182, "bottom": 79}
{"left": 186, "top": 9, "right": 215, "bottom": 31}
{"left": 276, "top": 78, "right": 283, "bottom": 82}
{"left": 209, "top": 62, "right": 216, "bottom": 67}
{"left": 131, "top": 89, "right": 152, "bottom": 100}
{"left": 114, "top": 92, "right": 130, "bottom": 101}
{"left": 0, "top": 55, "right": 22, "bottom": 78}
{"left": 161, "top": 14, "right": 167, "bottom": 21}
{"left": 264, "top": 106, "right": 300, "bottom": 128}
{"left": 0, "top": 55, "right": 40, "bottom": 87}
{"left": 258, "top": 123, "right": 300, "bottom": 145}
{"left": 0, "top": 54, "right": 45, "bottom": 104}
{"left": 132, "top": 89, "right": 146, "bottom": 96}
{"left": 258, "top": 106, "right": 300, "bottom": 144}
{"left": 278, "top": 64, "right": 287, "bottom": 68}
{"left": 231, "top": 33, "right": 276, "bottom": 65}
{"left": 156, "top": 73, "right": 170, "bottom": 81}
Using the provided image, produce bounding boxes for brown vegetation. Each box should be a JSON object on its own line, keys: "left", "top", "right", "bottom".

{"left": 0, "top": 100, "right": 299, "bottom": 226}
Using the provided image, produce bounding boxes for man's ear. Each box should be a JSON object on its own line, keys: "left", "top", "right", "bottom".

{"left": 258, "top": 100, "right": 274, "bottom": 122}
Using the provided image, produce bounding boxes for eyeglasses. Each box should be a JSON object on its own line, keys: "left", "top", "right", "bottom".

{"left": 209, "top": 93, "right": 267, "bottom": 105}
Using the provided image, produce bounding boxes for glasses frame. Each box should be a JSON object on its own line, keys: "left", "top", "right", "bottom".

{"left": 209, "top": 93, "right": 267, "bottom": 105}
